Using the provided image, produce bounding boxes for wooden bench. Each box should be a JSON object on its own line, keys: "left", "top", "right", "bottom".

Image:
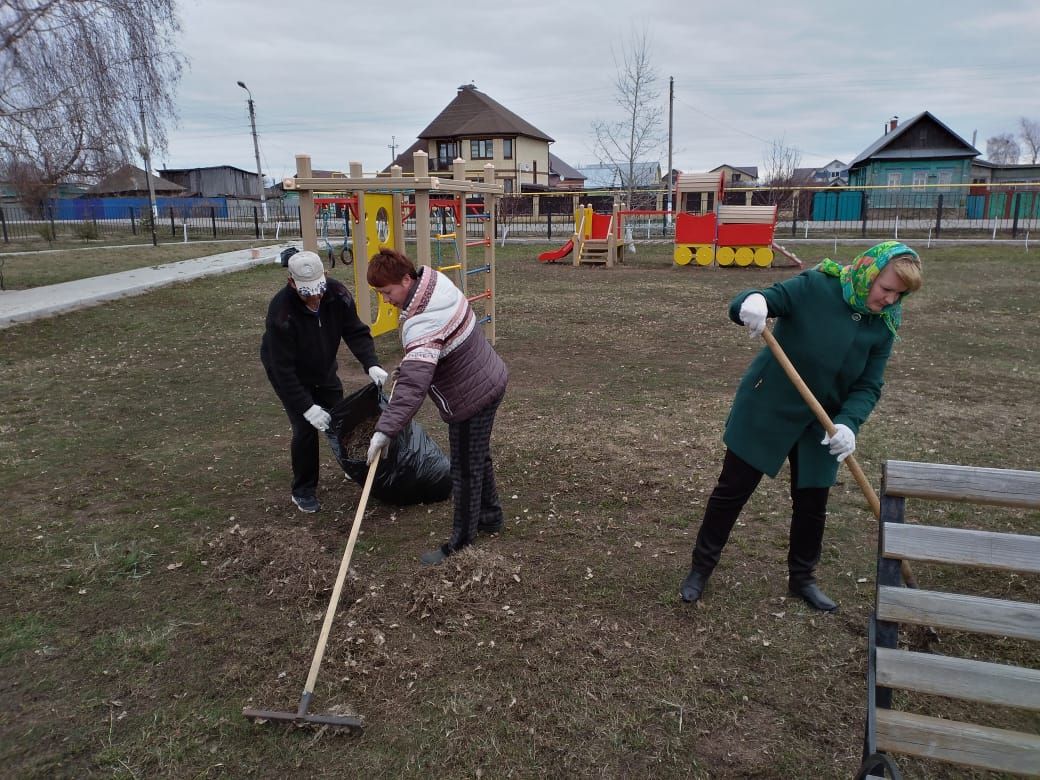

{"left": 857, "top": 460, "right": 1040, "bottom": 779}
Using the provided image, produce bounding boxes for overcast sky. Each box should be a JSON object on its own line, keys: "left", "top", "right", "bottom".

{"left": 162, "top": 0, "right": 1039, "bottom": 182}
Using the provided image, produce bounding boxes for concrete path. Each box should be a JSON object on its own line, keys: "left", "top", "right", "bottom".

{"left": 0, "top": 245, "right": 293, "bottom": 329}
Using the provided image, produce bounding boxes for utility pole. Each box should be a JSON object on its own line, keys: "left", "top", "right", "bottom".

{"left": 137, "top": 89, "right": 159, "bottom": 247}
{"left": 667, "top": 76, "right": 674, "bottom": 226}
{"left": 237, "top": 81, "right": 268, "bottom": 221}
{"left": 388, "top": 135, "right": 397, "bottom": 164}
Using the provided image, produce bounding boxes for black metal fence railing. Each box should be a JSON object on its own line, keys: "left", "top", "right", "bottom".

{"left": 0, "top": 203, "right": 306, "bottom": 244}
{"left": 2, "top": 184, "right": 1037, "bottom": 246}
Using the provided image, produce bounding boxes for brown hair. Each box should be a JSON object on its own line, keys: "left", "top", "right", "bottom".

{"left": 367, "top": 248, "right": 417, "bottom": 288}
{"left": 890, "top": 253, "right": 923, "bottom": 293}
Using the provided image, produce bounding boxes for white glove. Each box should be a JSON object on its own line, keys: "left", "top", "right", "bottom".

{"left": 821, "top": 423, "right": 856, "bottom": 462}
{"left": 303, "top": 404, "right": 331, "bottom": 432}
{"left": 368, "top": 366, "right": 388, "bottom": 387}
{"left": 738, "top": 293, "right": 768, "bottom": 337}
{"left": 366, "top": 432, "right": 391, "bottom": 465}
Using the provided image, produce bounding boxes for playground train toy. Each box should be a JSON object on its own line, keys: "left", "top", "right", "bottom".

{"left": 673, "top": 171, "right": 802, "bottom": 268}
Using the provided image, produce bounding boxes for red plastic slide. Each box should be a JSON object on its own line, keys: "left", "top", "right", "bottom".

{"left": 538, "top": 239, "right": 574, "bottom": 263}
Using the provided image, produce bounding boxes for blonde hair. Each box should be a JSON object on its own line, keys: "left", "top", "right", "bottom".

{"left": 890, "top": 253, "right": 923, "bottom": 293}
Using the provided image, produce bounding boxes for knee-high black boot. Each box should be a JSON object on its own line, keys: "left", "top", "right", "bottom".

{"left": 681, "top": 450, "right": 762, "bottom": 603}
{"left": 787, "top": 481, "right": 836, "bottom": 611}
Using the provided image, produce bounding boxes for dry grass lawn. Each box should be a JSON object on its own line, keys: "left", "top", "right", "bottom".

{"left": 0, "top": 240, "right": 1037, "bottom": 778}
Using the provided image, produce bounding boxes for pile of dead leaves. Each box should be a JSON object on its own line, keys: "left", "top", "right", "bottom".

{"left": 208, "top": 522, "right": 360, "bottom": 605}
{"left": 403, "top": 546, "right": 521, "bottom": 625}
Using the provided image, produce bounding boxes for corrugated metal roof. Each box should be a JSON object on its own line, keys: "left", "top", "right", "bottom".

{"left": 161, "top": 164, "right": 257, "bottom": 176}
{"left": 576, "top": 162, "right": 661, "bottom": 189}
{"left": 418, "top": 85, "right": 553, "bottom": 143}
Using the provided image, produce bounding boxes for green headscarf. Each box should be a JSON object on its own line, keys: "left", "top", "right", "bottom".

{"left": 815, "top": 240, "right": 920, "bottom": 337}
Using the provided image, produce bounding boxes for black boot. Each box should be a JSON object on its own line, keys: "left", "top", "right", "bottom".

{"left": 788, "top": 578, "right": 837, "bottom": 612}
{"left": 680, "top": 569, "right": 710, "bottom": 604}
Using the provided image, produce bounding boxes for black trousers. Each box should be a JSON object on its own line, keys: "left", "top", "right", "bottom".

{"left": 690, "top": 448, "right": 830, "bottom": 583}
{"left": 445, "top": 396, "right": 503, "bottom": 552}
{"left": 286, "top": 382, "right": 343, "bottom": 498}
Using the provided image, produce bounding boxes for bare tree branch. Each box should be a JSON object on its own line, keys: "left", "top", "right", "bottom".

{"left": 0, "top": 0, "right": 185, "bottom": 205}
{"left": 591, "top": 28, "right": 664, "bottom": 208}
{"left": 986, "top": 133, "right": 1021, "bottom": 164}
{"left": 1019, "top": 117, "right": 1040, "bottom": 165}
{"left": 760, "top": 136, "right": 802, "bottom": 210}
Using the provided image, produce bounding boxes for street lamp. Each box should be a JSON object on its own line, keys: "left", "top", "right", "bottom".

{"left": 236, "top": 80, "right": 268, "bottom": 221}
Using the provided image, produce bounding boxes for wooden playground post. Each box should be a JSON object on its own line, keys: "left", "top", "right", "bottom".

{"left": 453, "top": 158, "right": 468, "bottom": 292}
{"left": 390, "top": 164, "right": 404, "bottom": 254}
{"left": 413, "top": 151, "right": 431, "bottom": 267}
{"left": 349, "top": 160, "right": 371, "bottom": 323}
{"left": 484, "top": 162, "right": 496, "bottom": 344}
{"left": 607, "top": 201, "right": 619, "bottom": 267}
{"left": 296, "top": 154, "right": 318, "bottom": 253}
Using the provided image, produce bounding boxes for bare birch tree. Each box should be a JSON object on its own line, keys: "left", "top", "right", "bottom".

{"left": 986, "top": 133, "right": 1021, "bottom": 164}
{"left": 1019, "top": 117, "right": 1040, "bottom": 164}
{"left": 591, "top": 28, "right": 664, "bottom": 209}
{"left": 0, "top": 0, "right": 184, "bottom": 212}
{"left": 761, "top": 136, "right": 802, "bottom": 210}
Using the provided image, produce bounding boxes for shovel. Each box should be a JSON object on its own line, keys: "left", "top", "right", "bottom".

{"left": 761, "top": 328, "right": 918, "bottom": 588}
{"left": 242, "top": 454, "right": 380, "bottom": 734}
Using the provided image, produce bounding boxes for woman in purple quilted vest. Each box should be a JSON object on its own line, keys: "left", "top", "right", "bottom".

{"left": 365, "top": 248, "right": 509, "bottom": 565}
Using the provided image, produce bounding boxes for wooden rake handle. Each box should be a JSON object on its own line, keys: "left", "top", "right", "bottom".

{"left": 760, "top": 328, "right": 917, "bottom": 588}
{"left": 301, "top": 456, "right": 379, "bottom": 703}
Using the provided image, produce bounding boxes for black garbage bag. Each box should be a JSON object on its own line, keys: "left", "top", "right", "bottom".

{"left": 328, "top": 383, "right": 452, "bottom": 505}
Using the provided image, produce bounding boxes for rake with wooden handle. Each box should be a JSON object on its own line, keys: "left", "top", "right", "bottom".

{"left": 242, "top": 454, "right": 378, "bottom": 733}
{"left": 244, "top": 378, "right": 399, "bottom": 734}
{"left": 761, "top": 328, "right": 918, "bottom": 588}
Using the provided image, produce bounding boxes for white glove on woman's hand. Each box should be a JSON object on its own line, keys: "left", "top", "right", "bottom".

{"left": 303, "top": 404, "right": 331, "bottom": 431}
{"left": 821, "top": 423, "right": 856, "bottom": 462}
{"left": 368, "top": 366, "right": 388, "bottom": 387}
{"left": 366, "top": 432, "right": 391, "bottom": 465}
{"left": 738, "top": 293, "right": 768, "bottom": 337}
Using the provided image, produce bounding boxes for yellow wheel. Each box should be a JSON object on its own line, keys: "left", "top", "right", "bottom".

{"left": 734, "top": 247, "right": 754, "bottom": 266}
{"left": 673, "top": 245, "right": 693, "bottom": 266}
{"left": 716, "top": 246, "right": 736, "bottom": 266}
{"left": 695, "top": 245, "right": 715, "bottom": 266}
{"left": 753, "top": 247, "right": 774, "bottom": 267}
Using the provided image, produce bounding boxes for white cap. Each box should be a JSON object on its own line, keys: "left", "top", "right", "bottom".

{"left": 288, "top": 251, "right": 326, "bottom": 296}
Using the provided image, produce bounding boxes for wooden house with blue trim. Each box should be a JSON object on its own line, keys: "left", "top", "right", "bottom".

{"left": 847, "top": 111, "right": 979, "bottom": 210}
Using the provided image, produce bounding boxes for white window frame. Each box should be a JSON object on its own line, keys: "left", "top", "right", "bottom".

{"left": 912, "top": 170, "right": 928, "bottom": 191}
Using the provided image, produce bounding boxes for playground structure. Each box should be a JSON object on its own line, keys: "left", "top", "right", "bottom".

{"left": 538, "top": 201, "right": 624, "bottom": 267}
{"left": 285, "top": 151, "right": 503, "bottom": 343}
{"left": 673, "top": 171, "right": 803, "bottom": 268}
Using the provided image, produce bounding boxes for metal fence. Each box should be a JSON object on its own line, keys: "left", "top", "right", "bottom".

{"left": 2, "top": 183, "right": 1038, "bottom": 246}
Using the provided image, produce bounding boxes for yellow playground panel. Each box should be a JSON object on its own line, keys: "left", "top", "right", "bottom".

{"left": 351, "top": 192, "right": 400, "bottom": 337}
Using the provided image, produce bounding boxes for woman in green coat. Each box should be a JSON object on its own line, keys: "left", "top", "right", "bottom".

{"left": 680, "top": 241, "right": 923, "bottom": 612}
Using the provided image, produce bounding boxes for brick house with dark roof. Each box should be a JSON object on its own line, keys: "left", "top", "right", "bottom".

{"left": 385, "top": 84, "right": 569, "bottom": 194}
